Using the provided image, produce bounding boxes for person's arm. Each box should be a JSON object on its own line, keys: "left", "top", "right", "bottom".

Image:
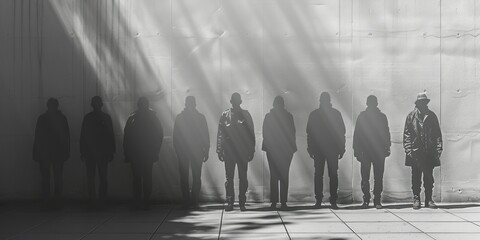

{"left": 245, "top": 111, "right": 255, "bottom": 161}
{"left": 306, "top": 112, "right": 314, "bottom": 158}
{"left": 353, "top": 114, "right": 361, "bottom": 160}
{"left": 216, "top": 113, "right": 225, "bottom": 161}
{"left": 403, "top": 114, "right": 413, "bottom": 158}
{"left": 433, "top": 113, "right": 443, "bottom": 158}
{"left": 289, "top": 113, "right": 297, "bottom": 153}
{"left": 261, "top": 113, "right": 269, "bottom": 152}
{"left": 202, "top": 115, "right": 210, "bottom": 162}
{"left": 383, "top": 114, "right": 391, "bottom": 157}
{"left": 338, "top": 111, "right": 346, "bottom": 159}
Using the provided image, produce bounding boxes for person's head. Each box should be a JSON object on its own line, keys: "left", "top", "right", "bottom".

{"left": 185, "top": 96, "right": 196, "bottom": 110}
{"left": 366, "top": 95, "right": 378, "bottom": 107}
{"left": 415, "top": 92, "right": 430, "bottom": 111}
{"left": 319, "top": 92, "right": 331, "bottom": 105}
{"left": 91, "top": 96, "right": 103, "bottom": 111}
{"left": 273, "top": 96, "right": 285, "bottom": 109}
{"left": 46, "top": 98, "right": 59, "bottom": 111}
{"left": 137, "top": 96, "right": 150, "bottom": 111}
{"left": 230, "top": 92, "right": 242, "bottom": 108}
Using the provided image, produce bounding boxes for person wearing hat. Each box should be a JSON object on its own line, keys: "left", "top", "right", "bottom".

{"left": 403, "top": 92, "right": 443, "bottom": 209}
{"left": 262, "top": 96, "right": 297, "bottom": 210}
{"left": 80, "top": 96, "right": 115, "bottom": 209}
{"left": 353, "top": 95, "right": 391, "bottom": 209}
{"left": 217, "top": 93, "right": 255, "bottom": 211}
{"left": 307, "top": 92, "right": 346, "bottom": 209}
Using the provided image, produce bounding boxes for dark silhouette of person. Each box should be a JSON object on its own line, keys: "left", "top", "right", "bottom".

{"left": 353, "top": 95, "right": 391, "bottom": 209}
{"left": 80, "top": 96, "right": 115, "bottom": 209}
{"left": 217, "top": 93, "right": 255, "bottom": 211}
{"left": 33, "top": 98, "right": 70, "bottom": 208}
{"left": 173, "top": 96, "right": 210, "bottom": 209}
{"left": 123, "top": 97, "right": 163, "bottom": 210}
{"left": 262, "top": 96, "right": 296, "bottom": 210}
{"left": 403, "top": 92, "right": 442, "bottom": 210}
{"left": 307, "top": 92, "right": 345, "bottom": 209}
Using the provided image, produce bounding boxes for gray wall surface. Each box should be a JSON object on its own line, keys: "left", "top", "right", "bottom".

{"left": 0, "top": 0, "right": 479, "bottom": 203}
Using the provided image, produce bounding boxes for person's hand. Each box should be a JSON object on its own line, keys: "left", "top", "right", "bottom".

{"left": 218, "top": 152, "right": 224, "bottom": 162}
{"left": 203, "top": 152, "right": 209, "bottom": 163}
{"left": 248, "top": 153, "right": 254, "bottom": 162}
{"left": 385, "top": 148, "right": 391, "bottom": 157}
{"left": 338, "top": 153, "right": 344, "bottom": 159}
{"left": 309, "top": 153, "right": 315, "bottom": 159}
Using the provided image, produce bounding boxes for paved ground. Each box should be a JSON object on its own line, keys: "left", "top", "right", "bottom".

{"left": 1, "top": 202, "right": 480, "bottom": 239}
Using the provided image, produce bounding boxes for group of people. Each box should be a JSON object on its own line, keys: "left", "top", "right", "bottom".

{"left": 32, "top": 91, "right": 443, "bottom": 211}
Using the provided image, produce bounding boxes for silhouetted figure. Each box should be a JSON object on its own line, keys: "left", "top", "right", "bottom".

{"left": 217, "top": 93, "right": 255, "bottom": 211}
{"left": 33, "top": 98, "right": 70, "bottom": 208}
{"left": 404, "top": 93, "right": 442, "bottom": 210}
{"left": 80, "top": 96, "right": 115, "bottom": 209}
{"left": 262, "top": 96, "right": 296, "bottom": 210}
{"left": 353, "top": 95, "right": 391, "bottom": 209}
{"left": 307, "top": 92, "right": 345, "bottom": 209}
{"left": 123, "top": 97, "right": 163, "bottom": 210}
{"left": 173, "top": 96, "right": 210, "bottom": 209}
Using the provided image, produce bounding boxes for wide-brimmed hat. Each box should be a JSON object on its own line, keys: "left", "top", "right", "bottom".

{"left": 415, "top": 92, "right": 430, "bottom": 104}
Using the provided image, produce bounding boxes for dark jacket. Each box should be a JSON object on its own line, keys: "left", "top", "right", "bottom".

{"left": 80, "top": 111, "right": 115, "bottom": 161}
{"left": 353, "top": 107, "right": 391, "bottom": 161}
{"left": 173, "top": 109, "right": 210, "bottom": 161}
{"left": 33, "top": 110, "right": 70, "bottom": 163}
{"left": 403, "top": 107, "right": 443, "bottom": 167}
{"left": 262, "top": 108, "right": 297, "bottom": 156}
{"left": 123, "top": 109, "right": 163, "bottom": 163}
{"left": 216, "top": 108, "right": 255, "bottom": 162}
{"left": 306, "top": 104, "right": 346, "bottom": 157}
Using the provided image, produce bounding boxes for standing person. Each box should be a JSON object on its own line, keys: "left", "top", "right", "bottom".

{"left": 262, "top": 96, "right": 296, "bottom": 210}
{"left": 123, "top": 97, "right": 163, "bottom": 210}
{"left": 353, "top": 95, "right": 391, "bottom": 209}
{"left": 307, "top": 92, "right": 345, "bottom": 209}
{"left": 217, "top": 93, "right": 255, "bottom": 211}
{"left": 80, "top": 96, "right": 115, "bottom": 209}
{"left": 403, "top": 92, "right": 442, "bottom": 209}
{"left": 173, "top": 96, "right": 210, "bottom": 209}
{"left": 33, "top": 98, "right": 70, "bottom": 209}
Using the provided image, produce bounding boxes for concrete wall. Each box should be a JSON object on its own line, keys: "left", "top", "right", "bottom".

{"left": 0, "top": 0, "right": 479, "bottom": 203}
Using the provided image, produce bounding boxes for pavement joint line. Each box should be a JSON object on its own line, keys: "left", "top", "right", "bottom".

{"left": 387, "top": 209, "right": 436, "bottom": 240}
{"left": 78, "top": 214, "right": 116, "bottom": 240}
{"left": 330, "top": 208, "right": 362, "bottom": 239}
{"left": 217, "top": 203, "right": 225, "bottom": 240}
{"left": 148, "top": 205, "right": 174, "bottom": 240}
{"left": 277, "top": 210, "right": 292, "bottom": 240}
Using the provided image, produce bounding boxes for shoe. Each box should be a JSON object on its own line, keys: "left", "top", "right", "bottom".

{"left": 330, "top": 202, "right": 339, "bottom": 210}
{"left": 413, "top": 196, "right": 421, "bottom": 210}
{"left": 225, "top": 203, "right": 234, "bottom": 211}
{"left": 375, "top": 203, "right": 383, "bottom": 209}
{"left": 280, "top": 203, "right": 288, "bottom": 210}
{"left": 239, "top": 205, "right": 247, "bottom": 212}
{"left": 425, "top": 200, "right": 437, "bottom": 209}
{"left": 313, "top": 202, "right": 322, "bottom": 209}
{"left": 361, "top": 201, "right": 369, "bottom": 209}
{"left": 270, "top": 203, "right": 277, "bottom": 210}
